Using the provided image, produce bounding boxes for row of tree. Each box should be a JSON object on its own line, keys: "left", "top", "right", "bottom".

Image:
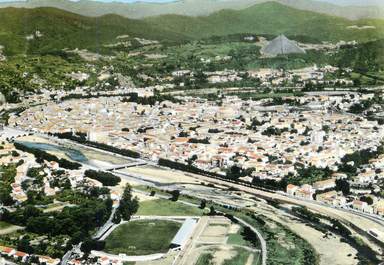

{"left": 84, "top": 169, "right": 121, "bottom": 186}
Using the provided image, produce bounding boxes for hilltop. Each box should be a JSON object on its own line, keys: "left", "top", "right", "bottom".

{"left": 0, "top": 0, "right": 382, "bottom": 20}
{"left": 145, "top": 2, "right": 384, "bottom": 42}
{"left": 0, "top": 2, "right": 383, "bottom": 55}
{"left": 0, "top": 7, "right": 187, "bottom": 55}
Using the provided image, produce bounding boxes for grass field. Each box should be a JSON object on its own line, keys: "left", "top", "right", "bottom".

{"left": 104, "top": 220, "right": 181, "bottom": 256}
{"left": 223, "top": 247, "right": 260, "bottom": 265}
{"left": 195, "top": 252, "right": 215, "bottom": 265}
{"left": 137, "top": 198, "right": 205, "bottom": 216}
{"left": 195, "top": 247, "right": 260, "bottom": 265}
{"left": 227, "top": 231, "right": 251, "bottom": 247}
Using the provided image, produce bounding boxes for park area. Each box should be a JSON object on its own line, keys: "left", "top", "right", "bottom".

{"left": 104, "top": 220, "right": 181, "bottom": 256}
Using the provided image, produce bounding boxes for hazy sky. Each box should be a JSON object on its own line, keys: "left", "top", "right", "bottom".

{"left": 0, "top": 0, "right": 382, "bottom": 6}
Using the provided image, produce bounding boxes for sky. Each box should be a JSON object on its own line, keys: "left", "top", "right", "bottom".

{"left": 0, "top": 0, "right": 382, "bottom": 6}
{"left": 0, "top": 0, "right": 174, "bottom": 1}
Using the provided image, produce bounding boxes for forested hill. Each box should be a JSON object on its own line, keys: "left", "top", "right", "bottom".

{"left": 144, "top": 2, "right": 384, "bottom": 42}
{"left": 0, "top": 0, "right": 383, "bottom": 20}
{"left": 0, "top": 2, "right": 383, "bottom": 55}
{"left": 0, "top": 7, "right": 188, "bottom": 55}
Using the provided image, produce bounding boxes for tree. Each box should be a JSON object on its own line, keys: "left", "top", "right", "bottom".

{"left": 70, "top": 231, "right": 84, "bottom": 245}
{"left": 226, "top": 165, "right": 242, "bottom": 180}
{"left": 112, "top": 210, "right": 121, "bottom": 224}
{"left": 241, "top": 226, "right": 258, "bottom": 248}
{"left": 17, "top": 236, "right": 33, "bottom": 254}
{"left": 360, "top": 196, "right": 373, "bottom": 205}
{"left": 170, "top": 190, "right": 180, "bottom": 202}
{"left": 84, "top": 170, "right": 121, "bottom": 186}
{"left": 200, "top": 199, "right": 206, "bottom": 209}
{"left": 23, "top": 205, "right": 42, "bottom": 221}
{"left": 81, "top": 238, "right": 105, "bottom": 254}
{"left": 0, "top": 186, "right": 13, "bottom": 206}
{"left": 118, "top": 184, "right": 139, "bottom": 221}
{"left": 209, "top": 206, "right": 216, "bottom": 216}
{"left": 335, "top": 178, "right": 350, "bottom": 196}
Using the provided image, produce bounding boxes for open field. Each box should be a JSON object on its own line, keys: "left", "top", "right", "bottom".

{"left": 195, "top": 252, "right": 215, "bottom": 265}
{"left": 137, "top": 199, "right": 205, "bottom": 216}
{"left": 199, "top": 219, "right": 231, "bottom": 244}
{"left": 193, "top": 246, "right": 260, "bottom": 265}
{"left": 222, "top": 247, "right": 260, "bottom": 265}
{"left": 104, "top": 220, "right": 181, "bottom": 256}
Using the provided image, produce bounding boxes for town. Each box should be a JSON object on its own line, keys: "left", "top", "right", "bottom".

{"left": 8, "top": 90, "right": 384, "bottom": 217}
{"left": 0, "top": 0, "right": 384, "bottom": 264}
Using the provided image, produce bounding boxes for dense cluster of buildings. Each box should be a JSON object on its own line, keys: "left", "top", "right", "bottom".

{"left": 7, "top": 91, "right": 384, "bottom": 219}
{"left": 10, "top": 94, "right": 382, "bottom": 180}
{"left": 287, "top": 151, "right": 384, "bottom": 217}
{"left": 0, "top": 139, "right": 97, "bottom": 205}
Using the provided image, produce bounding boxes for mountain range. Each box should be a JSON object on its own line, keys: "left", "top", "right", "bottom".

{"left": 143, "top": 2, "right": 384, "bottom": 40}
{"left": 0, "top": 0, "right": 383, "bottom": 20}
{"left": 0, "top": 2, "right": 383, "bottom": 55}
{"left": 0, "top": 6, "right": 187, "bottom": 55}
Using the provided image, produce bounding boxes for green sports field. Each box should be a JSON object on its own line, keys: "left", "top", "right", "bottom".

{"left": 104, "top": 220, "right": 181, "bottom": 256}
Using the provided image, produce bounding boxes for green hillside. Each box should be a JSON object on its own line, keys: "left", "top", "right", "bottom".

{"left": 0, "top": 2, "right": 383, "bottom": 55}
{"left": 0, "top": 7, "right": 188, "bottom": 55}
{"left": 144, "top": 2, "right": 384, "bottom": 42}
